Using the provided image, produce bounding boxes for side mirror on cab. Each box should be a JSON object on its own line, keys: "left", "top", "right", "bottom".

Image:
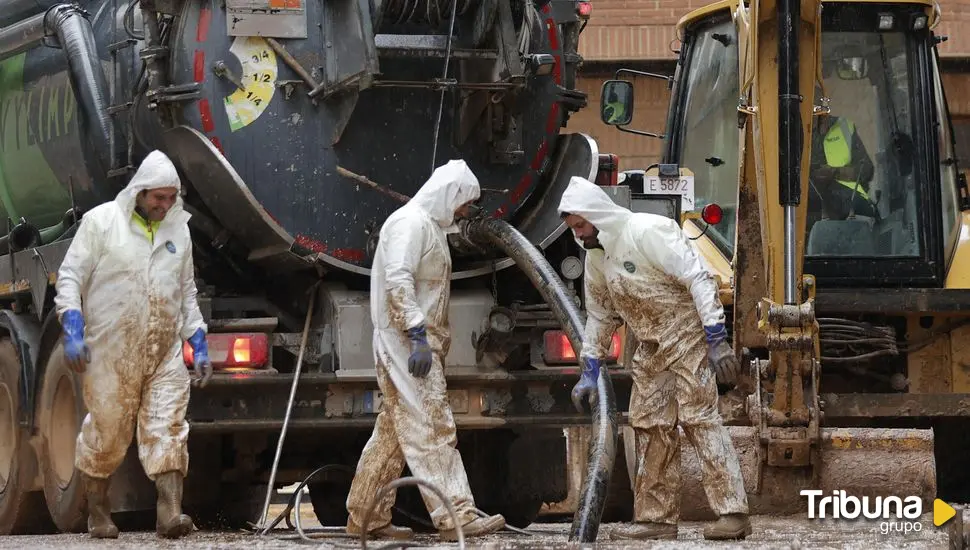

{"left": 600, "top": 80, "right": 634, "bottom": 126}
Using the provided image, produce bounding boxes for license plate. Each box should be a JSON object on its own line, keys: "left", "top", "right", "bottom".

{"left": 644, "top": 175, "right": 695, "bottom": 211}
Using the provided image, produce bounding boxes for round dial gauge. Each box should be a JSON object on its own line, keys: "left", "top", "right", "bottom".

{"left": 560, "top": 256, "right": 583, "bottom": 280}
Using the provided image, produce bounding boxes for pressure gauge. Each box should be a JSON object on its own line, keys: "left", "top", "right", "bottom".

{"left": 560, "top": 256, "right": 583, "bottom": 280}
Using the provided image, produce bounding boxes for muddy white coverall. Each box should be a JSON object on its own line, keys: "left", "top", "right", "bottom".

{"left": 54, "top": 151, "right": 206, "bottom": 481}
{"left": 557, "top": 176, "right": 748, "bottom": 524}
{"left": 345, "top": 160, "right": 481, "bottom": 532}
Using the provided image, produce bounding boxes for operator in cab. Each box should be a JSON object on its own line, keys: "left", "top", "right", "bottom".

{"left": 558, "top": 176, "right": 751, "bottom": 541}
{"left": 54, "top": 150, "right": 213, "bottom": 539}
{"left": 602, "top": 87, "right": 628, "bottom": 124}
{"left": 809, "top": 93, "right": 877, "bottom": 220}
{"left": 344, "top": 159, "right": 506, "bottom": 542}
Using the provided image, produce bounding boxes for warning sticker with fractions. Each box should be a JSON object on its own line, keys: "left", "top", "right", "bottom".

{"left": 223, "top": 36, "right": 278, "bottom": 133}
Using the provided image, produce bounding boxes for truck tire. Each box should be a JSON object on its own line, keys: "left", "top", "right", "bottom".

{"left": 0, "top": 338, "right": 55, "bottom": 534}
{"left": 308, "top": 481, "right": 350, "bottom": 528}
{"left": 37, "top": 342, "right": 87, "bottom": 533}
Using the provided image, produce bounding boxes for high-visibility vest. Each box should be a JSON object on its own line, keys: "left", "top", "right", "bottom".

{"left": 606, "top": 101, "right": 626, "bottom": 122}
{"left": 822, "top": 118, "right": 869, "bottom": 201}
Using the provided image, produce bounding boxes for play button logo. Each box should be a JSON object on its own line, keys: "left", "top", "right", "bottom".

{"left": 934, "top": 499, "right": 956, "bottom": 527}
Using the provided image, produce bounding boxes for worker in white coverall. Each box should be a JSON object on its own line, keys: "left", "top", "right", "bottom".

{"left": 345, "top": 159, "right": 506, "bottom": 542}
{"left": 558, "top": 176, "right": 751, "bottom": 541}
{"left": 54, "top": 150, "right": 213, "bottom": 540}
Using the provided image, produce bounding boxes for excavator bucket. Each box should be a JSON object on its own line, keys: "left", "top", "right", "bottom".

{"left": 673, "top": 426, "right": 936, "bottom": 520}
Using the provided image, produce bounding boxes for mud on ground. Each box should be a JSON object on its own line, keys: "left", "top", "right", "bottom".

{"left": 0, "top": 503, "right": 964, "bottom": 549}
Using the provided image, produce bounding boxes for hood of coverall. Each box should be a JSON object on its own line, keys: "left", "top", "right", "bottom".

{"left": 114, "top": 150, "right": 188, "bottom": 224}
{"left": 557, "top": 176, "right": 633, "bottom": 253}
{"left": 408, "top": 159, "right": 481, "bottom": 232}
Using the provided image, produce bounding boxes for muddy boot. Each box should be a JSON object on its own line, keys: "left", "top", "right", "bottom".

{"left": 439, "top": 513, "right": 505, "bottom": 542}
{"left": 82, "top": 474, "right": 119, "bottom": 539}
{"left": 609, "top": 522, "right": 678, "bottom": 540}
{"left": 346, "top": 520, "right": 413, "bottom": 540}
{"left": 155, "top": 471, "right": 194, "bottom": 539}
{"left": 703, "top": 513, "right": 752, "bottom": 540}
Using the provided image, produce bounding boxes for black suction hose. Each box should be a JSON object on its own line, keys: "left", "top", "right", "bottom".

{"left": 44, "top": 4, "right": 122, "bottom": 186}
{"left": 463, "top": 217, "right": 617, "bottom": 543}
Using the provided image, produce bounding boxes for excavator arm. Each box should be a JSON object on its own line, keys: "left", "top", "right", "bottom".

{"left": 736, "top": 0, "right": 824, "bottom": 478}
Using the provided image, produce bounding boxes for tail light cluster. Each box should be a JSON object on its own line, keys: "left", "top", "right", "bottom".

{"left": 183, "top": 333, "right": 270, "bottom": 371}
{"left": 543, "top": 330, "right": 622, "bottom": 365}
{"left": 595, "top": 154, "right": 619, "bottom": 187}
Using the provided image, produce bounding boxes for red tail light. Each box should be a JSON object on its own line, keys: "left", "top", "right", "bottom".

{"left": 577, "top": 0, "right": 592, "bottom": 18}
{"left": 701, "top": 203, "right": 723, "bottom": 225}
{"left": 183, "top": 333, "right": 270, "bottom": 371}
{"left": 543, "top": 330, "right": 621, "bottom": 365}
{"left": 596, "top": 154, "right": 619, "bottom": 187}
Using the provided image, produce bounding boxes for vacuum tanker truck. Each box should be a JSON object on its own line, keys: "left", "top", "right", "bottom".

{"left": 0, "top": 0, "right": 642, "bottom": 535}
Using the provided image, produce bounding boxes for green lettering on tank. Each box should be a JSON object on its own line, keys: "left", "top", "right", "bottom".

{"left": 0, "top": 52, "right": 74, "bottom": 232}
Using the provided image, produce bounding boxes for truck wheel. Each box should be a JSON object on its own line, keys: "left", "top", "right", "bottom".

{"left": 308, "top": 481, "right": 350, "bottom": 528}
{"left": 0, "top": 338, "right": 54, "bottom": 534}
{"left": 37, "top": 343, "right": 87, "bottom": 533}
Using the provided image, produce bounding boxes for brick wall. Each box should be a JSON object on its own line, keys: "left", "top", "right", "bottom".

{"left": 568, "top": 72, "right": 970, "bottom": 170}
{"left": 577, "top": 0, "right": 970, "bottom": 61}
{"left": 564, "top": 74, "right": 670, "bottom": 169}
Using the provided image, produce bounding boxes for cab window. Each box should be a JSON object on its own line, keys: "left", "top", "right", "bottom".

{"left": 672, "top": 17, "right": 740, "bottom": 257}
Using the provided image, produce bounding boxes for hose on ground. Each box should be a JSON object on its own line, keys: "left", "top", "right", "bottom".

{"left": 254, "top": 469, "right": 463, "bottom": 549}
{"left": 360, "top": 477, "right": 465, "bottom": 550}
{"left": 256, "top": 464, "right": 549, "bottom": 546}
{"left": 256, "top": 463, "right": 355, "bottom": 534}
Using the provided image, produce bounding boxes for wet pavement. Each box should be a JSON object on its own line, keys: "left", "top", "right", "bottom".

{"left": 0, "top": 504, "right": 963, "bottom": 549}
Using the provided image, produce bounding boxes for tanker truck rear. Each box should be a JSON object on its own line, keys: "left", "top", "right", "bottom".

{"left": 0, "top": 0, "right": 637, "bottom": 534}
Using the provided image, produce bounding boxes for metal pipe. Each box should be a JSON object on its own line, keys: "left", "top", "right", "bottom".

{"left": 0, "top": 12, "right": 44, "bottom": 62}
{"left": 256, "top": 283, "right": 317, "bottom": 531}
{"left": 778, "top": 0, "right": 801, "bottom": 304}
{"left": 462, "top": 217, "right": 617, "bottom": 543}
{"left": 264, "top": 37, "right": 321, "bottom": 91}
{"left": 785, "top": 205, "right": 796, "bottom": 303}
{"left": 43, "top": 4, "right": 122, "bottom": 182}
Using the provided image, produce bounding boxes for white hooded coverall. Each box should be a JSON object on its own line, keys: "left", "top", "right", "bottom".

{"left": 345, "top": 160, "right": 481, "bottom": 532}
{"left": 558, "top": 177, "right": 748, "bottom": 524}
{"left": 54, "top": 150, "right": 206, "bottom": 480}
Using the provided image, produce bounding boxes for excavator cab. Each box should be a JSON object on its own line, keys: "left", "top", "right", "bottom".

{"left": 600, "top": 0, "right": 968, "bottom": 519}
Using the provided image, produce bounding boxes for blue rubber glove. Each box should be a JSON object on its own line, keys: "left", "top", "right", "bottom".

{"left": 61, "top": 309, "right": 90, "bottom": 373}
{"left": 188, "top": 328, "right": 213, "bottom": 388}
{"left": 705, "top": 323, "right": 741, "bottom": 385}
{"left": 571, "top": 356, "right": 602, "bottom": 413}
{"left": 407, "top": 325, "right": 433, "bottom": 378}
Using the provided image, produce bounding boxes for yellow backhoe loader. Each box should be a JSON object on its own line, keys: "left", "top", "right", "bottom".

{"left": 596, "top": 0, "right": 965, "bottom": 519}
